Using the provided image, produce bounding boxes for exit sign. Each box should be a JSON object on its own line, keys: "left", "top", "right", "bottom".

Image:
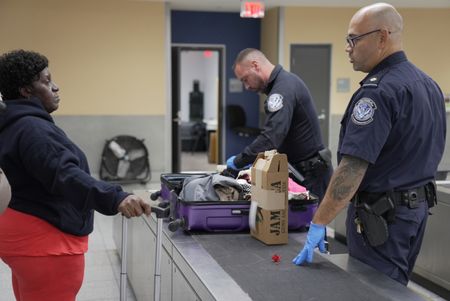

{"left": 240, "top": 1, "right": 265, "bottom": 18}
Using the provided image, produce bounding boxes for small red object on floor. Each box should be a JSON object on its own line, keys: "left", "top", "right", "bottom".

{"left": 272, "top": 254, "right": 281, "bottom": 263}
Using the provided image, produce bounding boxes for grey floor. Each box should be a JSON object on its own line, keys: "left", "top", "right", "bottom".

{"left": 180, "top": 151, "right": 218, "bottom": 172}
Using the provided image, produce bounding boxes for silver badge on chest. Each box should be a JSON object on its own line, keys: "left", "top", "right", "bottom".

{"left": 267, "top": 93, "right": 284, "bottom": 112}
{"left": 351, "top": 97, "right": 377, "bottom": 125}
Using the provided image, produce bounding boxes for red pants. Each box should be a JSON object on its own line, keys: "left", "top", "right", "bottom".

{"left": 2, "top": 254, "right": 85, "bottom": 301}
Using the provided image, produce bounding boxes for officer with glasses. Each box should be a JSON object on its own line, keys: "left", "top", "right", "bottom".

{"left": 346, "top": 29, "right": 387, "bottom": 48}
{"left": 293, "top": 2, "right": 446, "bottom": 286}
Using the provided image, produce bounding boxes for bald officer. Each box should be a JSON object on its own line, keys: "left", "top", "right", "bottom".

{"left": 227, "top": 48, "right": 332, "bottom": 200}
{"left": 292, "top": 3, "right": 446, "bottom": 286}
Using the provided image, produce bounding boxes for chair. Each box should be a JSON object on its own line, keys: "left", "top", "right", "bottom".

{"left": 180, "top": 121, "right": 207, "bottom": 153}
{"left": 190, "top": 121, "right": 207, "bottom": 153}
{"left": 227, "top": 105, "right": 261, "bottom": 137}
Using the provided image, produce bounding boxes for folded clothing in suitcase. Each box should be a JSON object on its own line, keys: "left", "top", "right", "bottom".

{"left": 179, "top": 174, "right": 244, "bottom": 202}
{"left": 163, "top": 173, "right": 251, "bottom": 232}
{"left": 152, "top": 172, "right": 208, "bottom": 201}
{"left": 157, "top": 173, "right": 319, "bottom": 232}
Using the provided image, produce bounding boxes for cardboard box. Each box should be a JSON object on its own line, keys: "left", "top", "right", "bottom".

{"left": 250, "top": 150, "right": 288, "bottom": 245}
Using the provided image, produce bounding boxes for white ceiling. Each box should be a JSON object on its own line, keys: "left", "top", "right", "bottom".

{"left": 150, "top": 0, "right": 450, "bottom": 12}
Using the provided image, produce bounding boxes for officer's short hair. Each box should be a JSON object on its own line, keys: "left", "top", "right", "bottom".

{"left": 233, "top": 48, "right": 267, "bottom": 70}
{"left": 0, "top": 49, "right": 48, "bottom": 100}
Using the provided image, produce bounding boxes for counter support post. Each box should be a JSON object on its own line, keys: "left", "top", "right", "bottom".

{"left": 120, "top": 215, "right": 128, "bottom": 301}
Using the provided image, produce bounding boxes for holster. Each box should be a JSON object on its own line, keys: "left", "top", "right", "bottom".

{"left": 425, "top": 181, "right": 437, "bottom": 209}
{"left": 354, "top": 193, "right": 394, "bottom": 247}
{"left": 318, "top": 148, "right": 332, "bottom": 167}
{"left": 356, "top": 207, "right": 389, "bottom": 247}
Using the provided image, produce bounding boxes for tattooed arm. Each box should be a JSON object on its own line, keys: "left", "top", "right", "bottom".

{"left": 312, "top": 155, "right": 369, "bottom": 225}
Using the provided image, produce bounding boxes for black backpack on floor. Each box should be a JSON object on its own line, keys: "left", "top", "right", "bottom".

{"left": 99, "top": 135, "right": 151, "bottom": 184}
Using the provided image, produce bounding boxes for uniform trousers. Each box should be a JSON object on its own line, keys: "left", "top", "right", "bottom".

{"left": 346, "top": 201, "right": 428, "bottom": 285}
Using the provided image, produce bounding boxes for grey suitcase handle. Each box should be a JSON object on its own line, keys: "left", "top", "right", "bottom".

{"left": 119, "top": 205, "right": 170, "bottom": 301}
{"left": 120, "top": 215, "right": 128, "bottom": 301}
{"left": 152, "top": 205, "right": 170, "bottom": 301}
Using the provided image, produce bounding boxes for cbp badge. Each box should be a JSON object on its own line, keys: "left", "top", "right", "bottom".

{"left": 267, "top": 93, "right": 284, "bottom": 112}
{"left": 351, "top": 97, "right": 377, "bottom": 125}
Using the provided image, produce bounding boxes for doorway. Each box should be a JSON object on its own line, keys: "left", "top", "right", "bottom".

{"left": 171, "top": 45, "right": 224, "bottom": 172}
{"left": 290, "top": 44, "right": 331, "bottom": 146}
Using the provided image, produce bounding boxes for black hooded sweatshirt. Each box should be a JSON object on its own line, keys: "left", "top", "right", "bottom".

{"left": 0, "top": 98, "right": 129, "bottom": 236}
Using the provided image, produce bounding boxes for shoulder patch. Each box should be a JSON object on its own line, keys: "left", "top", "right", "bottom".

{"left": 267, "top": 94, "right": 284, "bottom": 112}
{"left": 362, "top": 77, "right": 379, "bottom": 88}
{"left": 351, "top": 97, "right": 377, "bottom": 125}
{"left": 361, "top": 69, "right": 389, "bottom": 88}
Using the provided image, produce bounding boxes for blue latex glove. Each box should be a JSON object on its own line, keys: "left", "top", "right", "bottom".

{"left": 226, "top": 155, "right": 252, "bottom": 170}
{"left": 226, "top": 155, "right": 239, "bottom": 170}
{"left": 292, "top": 222, "right": 327, "bottom": 265}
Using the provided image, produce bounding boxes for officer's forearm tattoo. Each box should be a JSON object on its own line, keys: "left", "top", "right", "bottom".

{"left": 313, "top": 155, "right": 368, "bottom": 224}
{"left": 330, "top": 155, "right": 368, "bottom": 202}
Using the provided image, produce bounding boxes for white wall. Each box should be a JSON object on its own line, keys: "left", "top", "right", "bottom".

{"left": 180, "top": 50, "right": 219, "bottom": 122}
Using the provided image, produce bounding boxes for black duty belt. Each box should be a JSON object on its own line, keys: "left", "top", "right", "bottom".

{"left": 357, "top": 186, "right": 427, "bottom": 208}
{"left": 295, "top": 148, "right": 332, "bottom": 174}
{"left": 390, "top": 186, "right": 427, "bottom": 207}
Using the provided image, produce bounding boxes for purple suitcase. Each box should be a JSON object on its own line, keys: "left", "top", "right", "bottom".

{"left": 154, "top": 173, "right": 250, "bottom": 232}
{"left": 156, "top": 173, "right": 318, "bottom": 232}
{"left": 171, "top": 196, "right": 251, "bottom": 232}
{"left": 171, "top": 195, "right": 318, "bottom": 232}
{"left": 288, "top": 198, "right": 318, "bottom": 230}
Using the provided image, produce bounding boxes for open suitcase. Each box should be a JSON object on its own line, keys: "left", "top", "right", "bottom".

{"left": 151, "top": 172, "right": 319, "bottom": 232}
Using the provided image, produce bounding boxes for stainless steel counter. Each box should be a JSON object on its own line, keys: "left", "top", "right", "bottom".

{"left": 114, "top": 190, "right": 426, "bottom": 301}
{"left": 413, "top": 185, "right": 450, "bottom": 291}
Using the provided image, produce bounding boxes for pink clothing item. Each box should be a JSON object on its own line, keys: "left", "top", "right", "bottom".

{"left": 288, "top": 178, "right": 307, "bottom": 193}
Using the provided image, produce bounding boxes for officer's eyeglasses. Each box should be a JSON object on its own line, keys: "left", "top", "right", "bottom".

{"left": 346, "top": 29, "right": 384, "bottom": 48}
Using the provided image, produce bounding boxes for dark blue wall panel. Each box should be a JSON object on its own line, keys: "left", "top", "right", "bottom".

{"left": 171, "top": 10, "right": 261, "bottom": 160}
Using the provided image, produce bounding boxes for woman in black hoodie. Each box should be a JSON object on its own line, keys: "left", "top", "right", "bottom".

{"left": 0, "top": 49, "right": 151, "bottom": 301}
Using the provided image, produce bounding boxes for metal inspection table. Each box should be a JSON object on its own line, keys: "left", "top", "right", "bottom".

{"left": 113, "top": 190, "right": 426, "bottom": 301}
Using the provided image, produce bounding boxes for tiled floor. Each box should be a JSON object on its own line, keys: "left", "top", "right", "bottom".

{"left": 180, "top": 151, "right": 218, "bottom": 172}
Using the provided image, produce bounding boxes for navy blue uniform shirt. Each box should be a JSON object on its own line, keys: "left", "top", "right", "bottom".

{"left": 0, "top": 98, "right": 129, "bottom": 236}
{"left": 234, "top": 64, "right": 324, "bottom": 167}
{"left": 338, "top": 51, "right": 446, "bottom": 192}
